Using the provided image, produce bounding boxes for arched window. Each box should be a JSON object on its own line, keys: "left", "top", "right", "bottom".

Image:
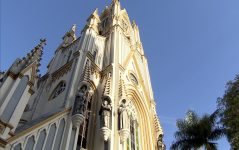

{"left": 130, "top": 118, "right": 140, "bottom": 150}
{"left": 126, "top": 101, "right": 140, "bottom": 150}
{"left": 127, "top": 118, "right": 139, "bottom": 150}
{"left": 50, "top": 81, "right": 66, "bottom": 100}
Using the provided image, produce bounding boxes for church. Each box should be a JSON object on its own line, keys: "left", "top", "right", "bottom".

{"left": 0, "top": 0, "right": 164, "bottom": 149}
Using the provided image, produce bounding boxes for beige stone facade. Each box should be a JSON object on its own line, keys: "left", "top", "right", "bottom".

{"left": 0, "top": 1, "right": 164, "bottom": 150}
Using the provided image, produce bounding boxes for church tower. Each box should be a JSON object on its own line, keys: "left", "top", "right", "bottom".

{"left": 0, "top": 1, "right": 164, "bottom": 150}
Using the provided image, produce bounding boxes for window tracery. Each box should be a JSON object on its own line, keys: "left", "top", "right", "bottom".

{"left": 50, "top": 81, "right": 66, "bottom": 100}
{"left": 129, "top": 73, "right": 138, "bottom": 85}
{"left": 126, "top": 100, "right": 140, "bottom": 150}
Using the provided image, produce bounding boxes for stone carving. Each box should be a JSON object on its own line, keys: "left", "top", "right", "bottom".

{"left": 73, "top": 85, "right": 88, "bottom": 115}
{"left": 157, "top": 134, "right": 165, "bottom": 150}
{"left": 99, "top": 98, "right": 112, "bottom": 128}
{"left": 119, "top": 99, "right": 129, "bottom": 130}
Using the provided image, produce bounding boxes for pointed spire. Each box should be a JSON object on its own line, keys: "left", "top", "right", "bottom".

{"left": 87, "top": 8, "right": 100, "bottom": 22}
{"left": 103, "top": 72, "right": 112, "bottom": 97}
{"left": 80, "top": 60, "right": 91, "bottom": 82}
{"left": 10, "top": 39, "right": 46, "bottom": 75}
{"left": 82, "top": 8, "right": 100, "bottom": 34}
{"left": 132, "top": 20, "right": 137, "bottom": 28}
{"left": 72, "top": 24, "right": 76, "bottom": 32}
{"left": 93, "top": 8, "right": 98, "bottom": 16}
{"left": 110, "top": 0, "right": 121, "bottom": 16}
{"left": 23, "top": 38, "right": 46, "bottom": 66}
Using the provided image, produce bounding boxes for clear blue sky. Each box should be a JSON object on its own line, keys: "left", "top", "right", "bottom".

{"left": 1, "top": 0, "right": 239, "bottom": 149}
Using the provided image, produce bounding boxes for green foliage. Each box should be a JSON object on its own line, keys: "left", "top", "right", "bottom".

{"left": 217, "top": 75, "right": 239, "bottom": 149}
{"left": 171, "top": 110, "right": 225, "bottom": 150}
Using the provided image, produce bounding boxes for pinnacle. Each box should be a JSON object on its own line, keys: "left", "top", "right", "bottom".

{"left": 71, "top": 24, "right": 77, "bottom": 32}
{"left": 80, "top": 60, "right": 91, "bottom": 82}
{"left": 93, "top": 8, "right": 98, "bottom": 15}
{"left": 103, "top": 73, "right": 112, "bottom": 96}
{"left": 132, "top": 20, "right": 137, "bottom": 26}
{"left": 112, "top": 0, "right": 120, "bottom": 4}
{"left": 24, "top": 39, "right": 46, "bottom": 64}
{"left": 12, "top": 39, "right": 46, "bottom": 75}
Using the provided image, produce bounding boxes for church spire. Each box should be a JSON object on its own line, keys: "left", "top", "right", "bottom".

{"left": 11, "top": 39, "right": 46, "bottom": 74}
{"left": 23, "top": 38, "right": 46, "bottom": 74}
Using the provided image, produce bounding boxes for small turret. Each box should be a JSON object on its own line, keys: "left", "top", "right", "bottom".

{"left": 132, "top": 20, "right": 144, "bottom": 54}
{"left": 82, "top": 9, "right": 100, "bottom": 34}
{"left": 111, "top": 0, "right": 121, "bottom": 16}
{"left": 62, "top": 24, "right": 77, "bottom": 47}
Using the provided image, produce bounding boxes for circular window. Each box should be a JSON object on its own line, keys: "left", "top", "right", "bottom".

{"left": 129, "top": 73, "right": 138, "bottom": 85}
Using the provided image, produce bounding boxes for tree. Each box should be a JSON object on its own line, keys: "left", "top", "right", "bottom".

{"left": 217, "top": 75, "right": 239, "bottom": 149}
{"left": 171, "top": 110, "right": 224, "bottom": 150}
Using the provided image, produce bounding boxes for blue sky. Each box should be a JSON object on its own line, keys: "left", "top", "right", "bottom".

{"left": 1, "top": 0, "right": 239, "bottom": 149}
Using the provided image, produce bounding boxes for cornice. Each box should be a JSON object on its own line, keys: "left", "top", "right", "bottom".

{"left": 101, "top": 64, "right": 113, "bottom": 76}
{"left": 51, "top": 60, "right": 73, "bottom": 82}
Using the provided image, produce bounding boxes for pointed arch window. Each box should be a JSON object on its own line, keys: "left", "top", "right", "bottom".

{"left": 127, "top": 101, "right": 140, "bottom": 150}
{"left": 50, "top": 81, "right": 66, "bottom": 100}
{"left": 77, "top": 88, "right": 93, "bottom": 149}
{"left": 129, "top": 118, "right": 139, "bottom": 150}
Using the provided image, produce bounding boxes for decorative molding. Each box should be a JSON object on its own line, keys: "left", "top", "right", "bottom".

{"left": 6, "top": 71, "right": 18, "bottom": 80}
{"left": 27, "top": 81, "right": 34, "bottom": 87}
{"left": 0, "top": 120, "right": 14, "bottom": 130}
{"left": 51, "top": 60, "right": 73, "bottom": 82}
{"left": 0, "top": 137, "right": 7, "bottom": 148}
{"left": 73, "top": 51, "right": 80, "bottom": 57}
{"left": 28, "top": 88, "right": 35, "bottom": 95}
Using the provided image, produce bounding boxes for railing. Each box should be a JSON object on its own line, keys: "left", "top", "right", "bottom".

{"left": 5, "top": 109, "right": 71, "bottom": 150}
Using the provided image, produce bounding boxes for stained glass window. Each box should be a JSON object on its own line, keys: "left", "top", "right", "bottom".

{"left": 127, "top": 117, "right": 140, "bottom": 150}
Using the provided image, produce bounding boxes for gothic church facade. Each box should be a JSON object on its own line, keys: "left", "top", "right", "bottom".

{"left": 0, "top": 1, "right": 164, "bottom": 150}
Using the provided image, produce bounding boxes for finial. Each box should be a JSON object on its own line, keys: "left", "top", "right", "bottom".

{"left": 71, "top": 24, "right": 77, "bottom": 32}
{"left": 40, "top": 38, "right": 47, "bottom": 47}
{"left": 93, "top": 8, "right": 98, "bottom": 15}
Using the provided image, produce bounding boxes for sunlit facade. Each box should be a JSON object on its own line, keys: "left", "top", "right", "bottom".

{"left": 0, "top": 1, "right": 164, "bottom": 149}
